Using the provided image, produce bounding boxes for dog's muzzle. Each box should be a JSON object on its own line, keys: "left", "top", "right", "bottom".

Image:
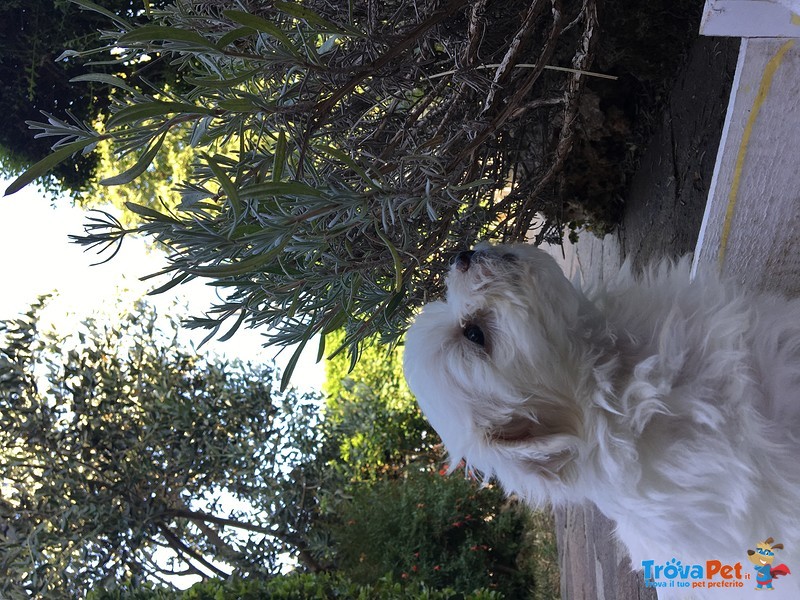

{"left": 453, "top": 251, "right": 476, "bottom": 272}
{"left": 452, "top": 248, "right": 517, "bottom": 273}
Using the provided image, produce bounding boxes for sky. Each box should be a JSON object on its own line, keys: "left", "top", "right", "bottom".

{"left": 0, "top": 178, "right": 325, "bottom": 390}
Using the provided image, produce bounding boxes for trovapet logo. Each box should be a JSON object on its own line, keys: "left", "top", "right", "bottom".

{"left": 642, "top": 558, "right": 746, "bottom": 591}
{"left": 642, "top": 537, "right": 792, "bottom": 592}
{"left": 746, "top": 537, "right": 791, "bottom": 591}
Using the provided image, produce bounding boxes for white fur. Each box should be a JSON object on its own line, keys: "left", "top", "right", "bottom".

{"left": 404, "top": 243, "right": 800, "bottom": 598}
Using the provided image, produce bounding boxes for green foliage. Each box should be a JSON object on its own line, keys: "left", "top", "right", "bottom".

{"left": 324, "top": 329, "right": 409, "bottom": 403}
{"left": 0, "top": 0, "right": 174, "bottom": 193}
{"left": 0, "top": 298, "right": 326, "bottom": 598}
{"left": 323, "top": 468, "right": 531, "bottom": 599}
{"left": 86, "top": 119, "right": 198, "bottom": 226}
{"left": 323, "top": 329, "right": 434, "bottom": 480}
{"left": 88, "top": 585, "right": 179, "bottom": 600}
{"left": 516, "top": 511, "right": 560, "bottom": 600}
{"left": 88, "top": 573, "right": 503, "bottom": 600}
{"left": 4, "top": 0, "right": 603, "bottom": 384}
{"left": 0, "top": 299, "right": 559, "bottom": 599}
{"left": 180, "top": 573, "right": 501, "bottom": 600}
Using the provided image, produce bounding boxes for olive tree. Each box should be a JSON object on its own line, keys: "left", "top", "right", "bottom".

{"left": 0, "top": 298, "right": 327, "bottom": 598}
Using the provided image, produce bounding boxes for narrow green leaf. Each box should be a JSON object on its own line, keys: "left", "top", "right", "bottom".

{"left": 189, "top": 253, "right": 276, "bottom": 277}
{"left": 107, "top": 101, "right": 213, "bottom": 129}
{"left": 184, "top": 68, "right": 261, "bottom": 90}
{"left": 216, "top": 27, "right": 255, "bottom": 49}
{"left": 55, "top": 49, "right": 82, "bottom": 62}
{"left": 204, "top": 154, "right": 242, "bottom": 221}
{"left": 70, "top": 0, "right": 133, "bottom": 29}
{"left": 189, "top": 115, "right": 211, "bottom": 148}
{"left": 148, "top": 272, "right": 191, "bottom": 295}
{"left": 273, "top": 131, "right": 287, "bottom": 183}
{"left": 383, "top": 289, "right": 406, "bottom": 321}
{"left": 218, "top": 309, "right": 248, "bottom": 342}
{"left": 448, "top": 178, "right": 495, "bottom": 191}
{"left": 317, "top": 145, "right": 381, "bottom": 189}
{"left": 216, "top": 98, "right": 260, "bottom": 112}
{"left": 124, "top": 202, "right": 178, "bottom": 223}
{"left": 239, "top": 181, "right": 325, "bottom": 199}
{"left": 318, "top": 34, "right": 339, "bottom": 55}
{"left": 273, "top": 1, "right": 363, "bottom": 36}
{"left": 376, "top": 230, "right": 404, "bottom": 293}
{"left": 70, "top": 73, "right": 137, "bottom": 94}
{"left": 320, "top": 310, "right": 348, "bottom": 335}
{"left": 100, "top": 128, "right": 168, "bottom": 186}
{"left": 4, "top": 137, "right": 98, "bottom": 196}
{"left": 347, "top": 340, "right": 360, "bottom": 373}
{"left": 118, "top": 26, "right": 216, "bottom": 49}
{"left": 316, "top": 332, "right": 326, "bottom": 363}
{"left": 231, "top": 224, "right": 263, "bottom": 239}
{"left": 222, "top": 10, "right": 301, "bottom": 56}
{"left": 281, "top": 327, "right": 314, "bottom": 391}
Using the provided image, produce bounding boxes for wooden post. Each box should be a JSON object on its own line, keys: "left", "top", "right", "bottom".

{"left": 555, "top": 504, "right": 657, "bottom": 600}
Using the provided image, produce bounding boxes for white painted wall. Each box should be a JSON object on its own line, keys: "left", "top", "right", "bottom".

{"left": 692, "top": 38, "right": 800, "bottom": 296}
{"left": 701, "top": 0, "right": 800, "bottom": 37}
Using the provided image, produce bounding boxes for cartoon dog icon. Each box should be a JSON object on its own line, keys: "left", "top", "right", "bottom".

{"left": 747, "top": 538, "right": 791, "bottom": 590}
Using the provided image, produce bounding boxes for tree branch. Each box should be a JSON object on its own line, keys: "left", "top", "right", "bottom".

{"left": 169, "top": 507, "right": 324, "bottom": 572}
{"left": 157, "top": 521, "right": 229, "bottom": 579}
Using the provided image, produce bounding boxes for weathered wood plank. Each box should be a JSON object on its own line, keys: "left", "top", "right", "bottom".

{"left": 555, "top": 505, "right": 656, "bottom": 600}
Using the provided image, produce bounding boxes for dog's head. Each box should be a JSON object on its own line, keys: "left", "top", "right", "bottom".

{"left": 404, "top": 243, "right": 591, "bottom": 502}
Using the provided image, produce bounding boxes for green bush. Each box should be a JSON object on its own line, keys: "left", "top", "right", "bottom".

{"left": 88, "top": 573, "right": 502, "bottom": 600}
{"left": 324, "top": 468, "right": 530, "bottom": 598}
{"left": 88, "top": 586, "right": 179, "bottom": 600}
{"left": 322, "top": 330, "right": 435, "bottom": 481}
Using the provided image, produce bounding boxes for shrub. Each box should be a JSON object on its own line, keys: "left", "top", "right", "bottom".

{"left": 8, "top": 0, "right": 602, "bottom": 382}
{"left": 88, "top": 573, "right": 503, "bottom": 600}
{"left": 323, "top": 468, "right": 530, "bottom": 598}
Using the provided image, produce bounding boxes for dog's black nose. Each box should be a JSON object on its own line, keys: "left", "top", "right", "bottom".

{"left": 454, "top": 250, "right": 475, "bottom": 272}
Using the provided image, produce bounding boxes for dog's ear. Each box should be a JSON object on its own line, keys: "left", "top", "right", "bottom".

{"left": 487, "top": 416, "right": 580, "bottom": 480}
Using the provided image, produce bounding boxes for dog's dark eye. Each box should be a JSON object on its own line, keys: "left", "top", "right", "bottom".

{"left": 463, "top": 324, "right": 485, "bottom": 346}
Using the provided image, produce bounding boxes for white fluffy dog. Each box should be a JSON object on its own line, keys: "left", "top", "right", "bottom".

{"left": 404, "top": 243, "right": 800, "bottom": 596}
